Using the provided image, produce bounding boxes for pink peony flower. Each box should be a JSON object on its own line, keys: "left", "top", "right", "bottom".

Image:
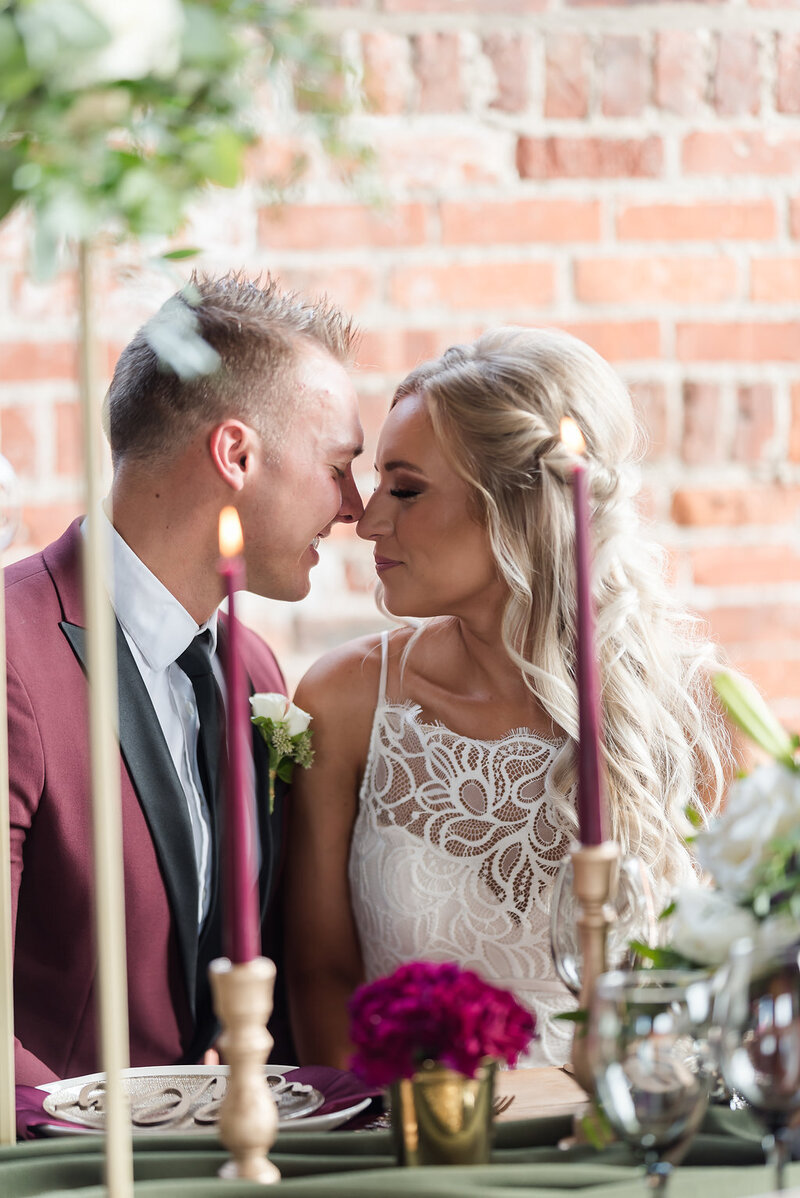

{"left": 348, "top": 960, "right": 536, "bottom": 1087}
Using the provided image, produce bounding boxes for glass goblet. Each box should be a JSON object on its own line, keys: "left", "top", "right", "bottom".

{"left": 713, "top": 937, "right": 800, "bottom": 1192}
{"left": 550, "top": 853, "right": 658, "bottom": 995}
{"left": 588, "top": 969, "right": 713, "bottom": 1193}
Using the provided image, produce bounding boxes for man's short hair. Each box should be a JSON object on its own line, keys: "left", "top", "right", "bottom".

{"left": 104, "top": 271, "right": 358, "bottom": 467}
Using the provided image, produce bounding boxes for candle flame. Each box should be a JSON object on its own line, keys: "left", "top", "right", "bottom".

{"left": 219, "top": 506, "right": 243, "bottom": 557}
{"left": 560, "top": 417, "right": 586, "bottom": 456}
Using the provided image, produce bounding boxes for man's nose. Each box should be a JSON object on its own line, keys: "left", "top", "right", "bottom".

{"left": 336, "top": 469, "right": 365, "bottom": 524}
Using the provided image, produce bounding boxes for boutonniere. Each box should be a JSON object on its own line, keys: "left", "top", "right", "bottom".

{"left": 250, "top": 693, "right": 314, "bottom": 814}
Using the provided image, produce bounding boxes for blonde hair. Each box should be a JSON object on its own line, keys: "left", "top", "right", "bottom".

{"left": 392, "top": 326, "right": 730, "bottom": 891}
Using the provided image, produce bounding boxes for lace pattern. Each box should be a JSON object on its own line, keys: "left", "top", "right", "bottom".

{"left": 348, "top": 634, "right": 577, "bottom": 1067}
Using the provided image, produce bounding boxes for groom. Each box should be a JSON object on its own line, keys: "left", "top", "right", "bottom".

{"left": 7, "top": 272, "right": 364, "bottom": 1085}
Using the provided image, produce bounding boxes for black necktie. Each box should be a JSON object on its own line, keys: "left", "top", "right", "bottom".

{"left": 175, "top": 631, "right": 224, "bottom": 1058}
{"left": 176, "top": 632, "right": 222, "bottom": 826}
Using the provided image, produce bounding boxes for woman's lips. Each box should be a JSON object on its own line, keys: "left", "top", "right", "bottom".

{"left": 374, "top": 556, "right": 400, "bottom": 575}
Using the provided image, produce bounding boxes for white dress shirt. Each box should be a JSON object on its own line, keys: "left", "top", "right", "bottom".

{"left": 101, "top": 513, "right": 219, "bottom": 927}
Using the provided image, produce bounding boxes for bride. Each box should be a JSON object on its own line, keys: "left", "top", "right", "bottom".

{"left": 284, "top": 326, "right": 732, "bottom": 1068}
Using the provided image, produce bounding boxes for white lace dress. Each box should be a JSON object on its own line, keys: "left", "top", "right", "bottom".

{"left": 348, "top": 632, "right": 576, "bottom": 1067}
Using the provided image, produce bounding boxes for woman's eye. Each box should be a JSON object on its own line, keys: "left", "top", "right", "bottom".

{"left": 390, "top": 488, "right": 419, "bottom": 500}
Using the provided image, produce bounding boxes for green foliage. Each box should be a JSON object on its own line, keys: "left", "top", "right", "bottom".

{"left": 0, "top": 0, "right": 354, "bottom": 271}
{"left": 713, "top": 669, "right": 798, "bottom": 770}
{"left": 748, "top": 830, "right": 800, "bottom": 920}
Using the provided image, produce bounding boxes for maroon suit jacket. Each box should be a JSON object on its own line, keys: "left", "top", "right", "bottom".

{"left": 7, "top": 519, "right": 286, "bottom": 1085}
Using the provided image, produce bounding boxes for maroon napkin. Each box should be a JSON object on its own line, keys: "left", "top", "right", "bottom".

{"left": 16, "top": 1085, "right": 70, "bottom": 1141}
{"left": 283, "top": 1066, "right": 382, "bottom": 1119}
{"left": 16, "top": 1068, "right": 382, "bottom": 1140}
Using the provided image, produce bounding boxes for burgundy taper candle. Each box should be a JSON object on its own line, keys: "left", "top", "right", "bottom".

{"left": 218, "top": 507, "right": 260, "bottom": 963}
{"left": 560, "top": 419, "right": 605, "bottom": 846}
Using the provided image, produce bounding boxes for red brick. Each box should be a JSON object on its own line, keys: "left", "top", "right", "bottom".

{"left": 692, "top": 544, "right": 800, "bottom": 587}
{"left": 730, "top": 658, "right": 800, "bottom": 709}
{"left": 789, "top": 382, "right": 800, "bottom": 462}
{"left": 275, "top": 266, "right": 378, "bottom": 318}
{"left": 676, "top": 322, "right": 800, "bottom": 362}
{"left": 575, "top": 257, "right": 738, "bottom": 304}
{"left": 517, "top": 136, "right": 663, "bottom": 179}
{"left": 558, "top": 321, "right": 660, "bottom": 362}
{"left": 389, "top": 261, "right": 555, "bottom": 310}
{"left": 776, "top": 33, "right": 800, "bottom": 113}
{"left": 412, "top": 32, "right": 462, "bottom": 113}
{"left": 791, "top": 197, "right": 800, "bottom": 239}
{"left": 629, "top": 381, "right": 670, "bottom": 458}
{"left": 655, "top": 31, "right": 708, "bottom": 116}
{"left": 672, "top": 485, "right": 800, "bottom": 526}
{"left": 20, "top": 502, "right": 83, "bottom": 550}
{"left": 383, "top": 0, "right": 547, "bottom": 10}
{"left": 440, "top": 199, "right": 601, "bottom": 245}
{"left": 361, "top": 32, "right": 413, "bottom": 115}
{"left": 258, "top": 203, "right": 429, "bottom": 250}
{"left": 357, "top": 325, "right": 481, "bottom": 374}
{"left": 681, "top": 383, "right": 724, "bottom": 465}
{"left": 601, "top": 35, "right": 650, "bottom": 117}
{"left": 377, "top": 129, "right": 508, "bottom": 188}
{"left": 617, "top": 199, "right": 776, "bottom": 240}
{"left": 0, "top": 342, "right": 76, "bottom": 382}
{"left": 733, "top": 384, "right": 774, "bottom": 461}
{"left": 244, "top": 134, "right": 307, "bottom": 189}
{"left": 55, "top": 401, "right": 82, "bottom": 476}
{"left": 567, "top": 0, "right": 726, "bottom": 5}
{"left": 714, "top": 33, "right": 760, "bottom": 116}
{"left": 1, "top": 405, "right": 38, "bottom": 476}
{"left": 751, "top": 258, "right": 800, "bottom": 301}
{"left": 683, "top": 130, "right": 800, "bottom": 174}
{"left": 707, "top": 604, "right": 800, "bottom": 645}
{"left": 483, "top": 33, "right": 531, "bottom": 113}
{"left": 545, "top": 33, "right": 590, "bottom": 119}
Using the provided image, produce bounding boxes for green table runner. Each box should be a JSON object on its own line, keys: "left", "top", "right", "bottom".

{"left": 0, "top": 1107, "right": 793, "bottom": 1198}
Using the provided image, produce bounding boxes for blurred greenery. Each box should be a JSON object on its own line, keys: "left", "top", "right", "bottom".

{"left": 0, "top": 0, "right": 356, "bottom": 273}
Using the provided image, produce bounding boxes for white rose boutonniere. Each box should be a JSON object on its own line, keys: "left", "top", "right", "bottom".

{"left": 250, "top": 693, "right": 314, "bottom": 815}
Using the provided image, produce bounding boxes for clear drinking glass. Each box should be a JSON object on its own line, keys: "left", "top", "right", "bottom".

{"left": 550, "top": 853, "right": 658, "bottom": 995}
{"left": 588, "top": 969, "right": 713, "bottom": 1192}
{"left": 713, "top": 937, "right": 800, "bottom": 1192}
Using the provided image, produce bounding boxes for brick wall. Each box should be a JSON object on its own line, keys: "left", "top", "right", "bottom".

{"left": 2, "top": 0, "right": 800, "bottom": 721}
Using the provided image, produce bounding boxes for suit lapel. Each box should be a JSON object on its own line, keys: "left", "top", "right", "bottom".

{"left": 60, "top": 618, "right": 199, "bottom": 1016}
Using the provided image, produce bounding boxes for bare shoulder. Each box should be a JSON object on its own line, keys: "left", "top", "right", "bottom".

{"left": 294, "top": 627, "right": 417, "bottom": 749}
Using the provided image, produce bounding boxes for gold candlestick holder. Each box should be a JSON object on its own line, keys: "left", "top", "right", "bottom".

{"left": 568, "top": 840, "right": 620, "bottom": 1097}
{"left": 209, "top": 956, "right": 280, "bottom": 1184}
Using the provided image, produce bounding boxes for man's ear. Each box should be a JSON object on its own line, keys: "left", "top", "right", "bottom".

{"left": 208, "top": 420, "right": 256, "bottom": 492}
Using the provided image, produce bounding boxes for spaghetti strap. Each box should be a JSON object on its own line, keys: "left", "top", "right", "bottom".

{"left": 377, "top": 629, "right": 389, "bottom": 705}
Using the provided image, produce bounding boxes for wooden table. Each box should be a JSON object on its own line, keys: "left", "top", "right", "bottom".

{"left": 494, "top": 1065, "right": 588, "bottom": 1122}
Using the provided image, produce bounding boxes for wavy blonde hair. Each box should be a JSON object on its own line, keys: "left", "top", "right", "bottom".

{"left": 391, "top": 326, "right": 731, "bottom": 891}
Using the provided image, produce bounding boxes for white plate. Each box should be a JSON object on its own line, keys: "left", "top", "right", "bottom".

{"left": 36, "top": 1065, "right": 371, "bottom": 1136}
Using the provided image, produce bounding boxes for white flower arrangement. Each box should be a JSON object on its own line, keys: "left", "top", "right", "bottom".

{"left": 250, "top": 693, "right": 314, "bottom": 814}
{"left": 643, "top": 671, "right": 800, "bottom": 970}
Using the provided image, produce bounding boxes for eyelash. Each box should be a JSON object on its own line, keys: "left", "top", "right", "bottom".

{"left": 390, "top": 488, "right": 420, "bottom": 500}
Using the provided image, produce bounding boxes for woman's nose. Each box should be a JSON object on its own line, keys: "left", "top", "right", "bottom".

{"left": 357, "top": 492, "right": 391, "bottom": 541}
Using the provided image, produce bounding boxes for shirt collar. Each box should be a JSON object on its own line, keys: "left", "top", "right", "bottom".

{"left": 95, "top": 508, "right": 218, "bottom": 672}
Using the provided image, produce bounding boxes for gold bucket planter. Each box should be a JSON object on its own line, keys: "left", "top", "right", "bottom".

{"left": 390, "top": 1059, "right": 496, "bottom": 1166}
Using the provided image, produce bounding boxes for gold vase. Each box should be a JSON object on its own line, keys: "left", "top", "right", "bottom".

{"left": 390, "top": 1060, "right": 495, "bottom": 1167}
